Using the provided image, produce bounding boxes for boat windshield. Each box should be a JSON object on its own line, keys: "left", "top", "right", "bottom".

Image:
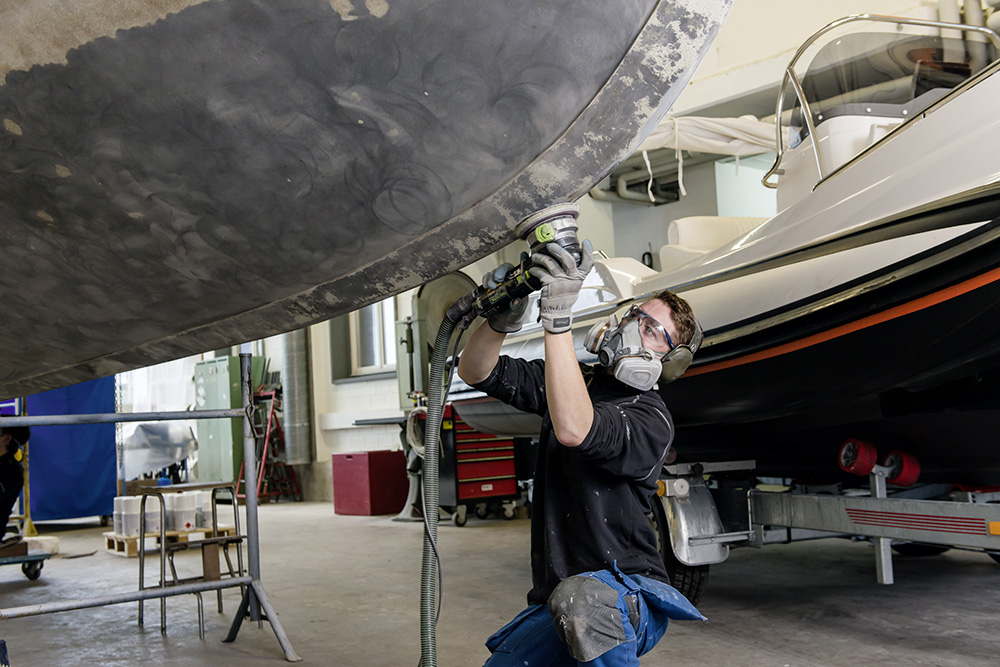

{"left": 784, "top": 31, "right": 998, "bottom": 149}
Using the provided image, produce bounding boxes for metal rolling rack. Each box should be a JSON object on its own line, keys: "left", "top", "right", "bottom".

{"left": 0, "top": 354, "right": 300, "bottom": 662}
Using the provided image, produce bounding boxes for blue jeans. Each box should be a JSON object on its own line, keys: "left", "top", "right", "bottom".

{"left": 483, "top": 564, "right": 704, "bottom": 666}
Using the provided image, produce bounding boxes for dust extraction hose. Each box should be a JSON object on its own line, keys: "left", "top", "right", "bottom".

{"left": 419, "top": 203, "right": 581, "bottom": 666}
{"left": 420, "top": 315, "right": 456, "bottom": 667}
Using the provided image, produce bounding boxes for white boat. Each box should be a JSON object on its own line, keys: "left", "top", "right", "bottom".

{"left": 452, "top": 14, "right": 1000, "bottom": 485}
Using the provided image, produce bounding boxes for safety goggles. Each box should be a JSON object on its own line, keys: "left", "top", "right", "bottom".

{"left": 620, "top": 305, "right": 674, "bottom": 354}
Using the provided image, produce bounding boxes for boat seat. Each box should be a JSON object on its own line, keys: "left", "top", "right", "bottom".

{"left": 659, "top": 216, "right": 767, "bottom": 271}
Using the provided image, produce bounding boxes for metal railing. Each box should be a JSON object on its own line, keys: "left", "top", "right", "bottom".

{"left": 0, "top": 354, "right": 300, "bottom": 662}
{"left": 762, "top": 14, "right": 1000, "bottom": 190}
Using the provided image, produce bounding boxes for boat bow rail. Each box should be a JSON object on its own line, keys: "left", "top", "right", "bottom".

{"left": 762, "top": 14, "right": 1000, "bottom": 206}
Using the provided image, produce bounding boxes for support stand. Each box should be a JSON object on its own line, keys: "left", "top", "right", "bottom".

{"left": 869, "top": 466, "right": 894, "bottom": 585}
{"left": 224, "top": 579, "right": 299, "bottom": 661}
{"left": 0, "top": 354, "right": 301, "bottom": 662}
{"left": 222, "top": 355, "right": 301, "bottom": 661}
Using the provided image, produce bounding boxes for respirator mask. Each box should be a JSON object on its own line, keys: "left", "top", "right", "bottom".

{"left": 584, "top": 304, "right": 703, "bottom": 391}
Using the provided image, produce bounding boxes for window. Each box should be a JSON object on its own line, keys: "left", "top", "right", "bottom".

{"left": 348, "top": 297, "right": 397, "bottom": 375}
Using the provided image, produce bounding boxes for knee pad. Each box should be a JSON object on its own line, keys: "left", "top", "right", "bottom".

{"left": 547, "top": 575, "right": 635, "bottom": 662}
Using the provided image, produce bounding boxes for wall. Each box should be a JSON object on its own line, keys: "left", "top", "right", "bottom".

{"left": 715, "top": 153, "right": 778, "bottom": 218}
{"left": 576, "top": 193, "right": 616, "bottom": 257}
{"left": 610, "top": 160, "right": 719, "bottom": 270}
{"left": 302, "top": 310, "right": 404, "bottom": 502}
{"left": 672, "top": 0, "right": 939, "bottom": 114}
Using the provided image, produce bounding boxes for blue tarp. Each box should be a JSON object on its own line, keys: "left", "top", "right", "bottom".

{"left": 25, "top": 377, "right": 116, "bottom": 520}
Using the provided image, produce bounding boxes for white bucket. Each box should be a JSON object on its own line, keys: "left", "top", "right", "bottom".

{"left": 143, "top": 501, "right": 161, "bottom": 534}
{"left": 113, "top": 496, "right": 124, "bottom": 535}
{"left": 173, "top": 508, "right": 196, "bottom": 531}
{"left": 162, "top": 494, "right": 176, "bottom": 530}
{"left": 121, "top": 496, "right": 141, "bottom": 536}
{"left": 173, "top": 493, "right": 196, "bottom": 531}
{"left": 194, "top": 491, "right": 213, "bottom": 528}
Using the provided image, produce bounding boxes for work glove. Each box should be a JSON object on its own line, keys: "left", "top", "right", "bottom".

{"left": 529, "top": 239, "right": 594, "bottom": 334}
{"left": 482, "top": 255, "right": 530, "bottom": 333}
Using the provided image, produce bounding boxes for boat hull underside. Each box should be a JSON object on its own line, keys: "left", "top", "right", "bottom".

{"left": 670, "top": 262, "right": 1000, "bottom": 427}
{"left": 675, "top": 407, "right": 1000, "bottom": 486}
{"left": 0, "top": 0, "right": 731, "bottom": 398}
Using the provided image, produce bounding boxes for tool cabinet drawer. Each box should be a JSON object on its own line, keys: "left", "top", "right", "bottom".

{"left": 458, "top": 478, "right": 518, "bottom": 500}
{"left": 457, "top": 457, "right": 516, "bottom": 480}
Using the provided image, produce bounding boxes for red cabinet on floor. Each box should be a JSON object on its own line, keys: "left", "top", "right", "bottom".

{"left": 332, "top": 450, "right": 408, "bottom": 515}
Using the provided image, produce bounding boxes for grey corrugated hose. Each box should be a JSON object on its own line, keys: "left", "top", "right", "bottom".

{"left": 420, "top": 315, "right": 456, "bottom": 667}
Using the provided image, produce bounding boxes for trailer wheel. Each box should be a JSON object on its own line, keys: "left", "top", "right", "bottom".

{"left": 839, "top": 439, "right": 877, "bottom": 475}
{"left": 649, "top": 499, "right": 709, "bottom": 605}
{"left": 22, "top": 561, "right": 43, "bottom": 581}
{"left": 891, "top": 542, "right": 950, "bottom": 557}
{"left": 884, "top": 451, "right": 920, "bottom": 486}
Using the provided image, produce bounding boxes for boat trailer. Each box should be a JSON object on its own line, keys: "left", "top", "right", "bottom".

{"left": 657, "top": 453, "right": 1000, "bottom": 585}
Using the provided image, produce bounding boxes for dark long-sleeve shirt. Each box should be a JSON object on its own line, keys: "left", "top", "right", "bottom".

{"left": 473, "top": 356, "right": 673, "bottom": 605}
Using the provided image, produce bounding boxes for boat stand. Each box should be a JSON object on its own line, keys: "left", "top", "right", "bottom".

{"left": 0, "top": 354, "right": 301, "bottom": 662}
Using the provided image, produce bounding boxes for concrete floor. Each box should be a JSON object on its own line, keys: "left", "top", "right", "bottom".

{"left": 1, "top": 502, "right": 998, "bottom": 666}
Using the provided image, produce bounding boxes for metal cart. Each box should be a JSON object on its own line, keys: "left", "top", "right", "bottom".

{"left": 0, "top": 551, "right": 51, "bottom": 581}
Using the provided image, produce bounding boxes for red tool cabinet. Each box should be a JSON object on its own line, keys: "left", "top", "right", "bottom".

{"left": 438, "top": 406, "right": 522, "bottom": 516}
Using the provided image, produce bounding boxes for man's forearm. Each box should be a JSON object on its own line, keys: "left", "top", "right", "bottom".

{"left": 544, "top": 331, "right": 593, "bottom": 447}
{"left": 457, "top": 323, "right": 507, "bottom": 385}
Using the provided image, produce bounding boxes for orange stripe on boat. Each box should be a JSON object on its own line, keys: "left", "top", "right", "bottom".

{"left": 686, "top": 265, "right": 1000, "bottom": 377}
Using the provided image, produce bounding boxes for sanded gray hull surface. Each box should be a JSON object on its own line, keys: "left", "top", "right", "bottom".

{"left": 0, "top": 0, "right": 730, "bottom": 398}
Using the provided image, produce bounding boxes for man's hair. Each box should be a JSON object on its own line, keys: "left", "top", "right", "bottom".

{"left": 651, "top": 289, "right": 697, "bottom": 346}
{"left": 0, "top": 424, "right": 30, "bottom": 450}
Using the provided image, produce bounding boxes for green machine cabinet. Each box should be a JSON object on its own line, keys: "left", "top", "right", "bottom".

{"left": 194, "top": 356, "right": 264, "bottom": 482}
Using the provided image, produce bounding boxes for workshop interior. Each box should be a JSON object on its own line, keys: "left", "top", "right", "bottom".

{"left": 2, "top": 1, "right": 1000, "bottom": 665}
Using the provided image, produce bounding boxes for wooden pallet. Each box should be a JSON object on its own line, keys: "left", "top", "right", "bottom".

{"left": 103, "top": 526, "right": 237, "bottom": 558}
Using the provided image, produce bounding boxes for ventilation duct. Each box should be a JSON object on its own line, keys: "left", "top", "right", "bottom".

{"left": 278, "top": 329, "right": 312, "bottom": 466}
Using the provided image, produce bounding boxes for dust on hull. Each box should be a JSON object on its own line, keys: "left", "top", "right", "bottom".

{"left": 0, "top": 0, "right": 731, "bottom": 398}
